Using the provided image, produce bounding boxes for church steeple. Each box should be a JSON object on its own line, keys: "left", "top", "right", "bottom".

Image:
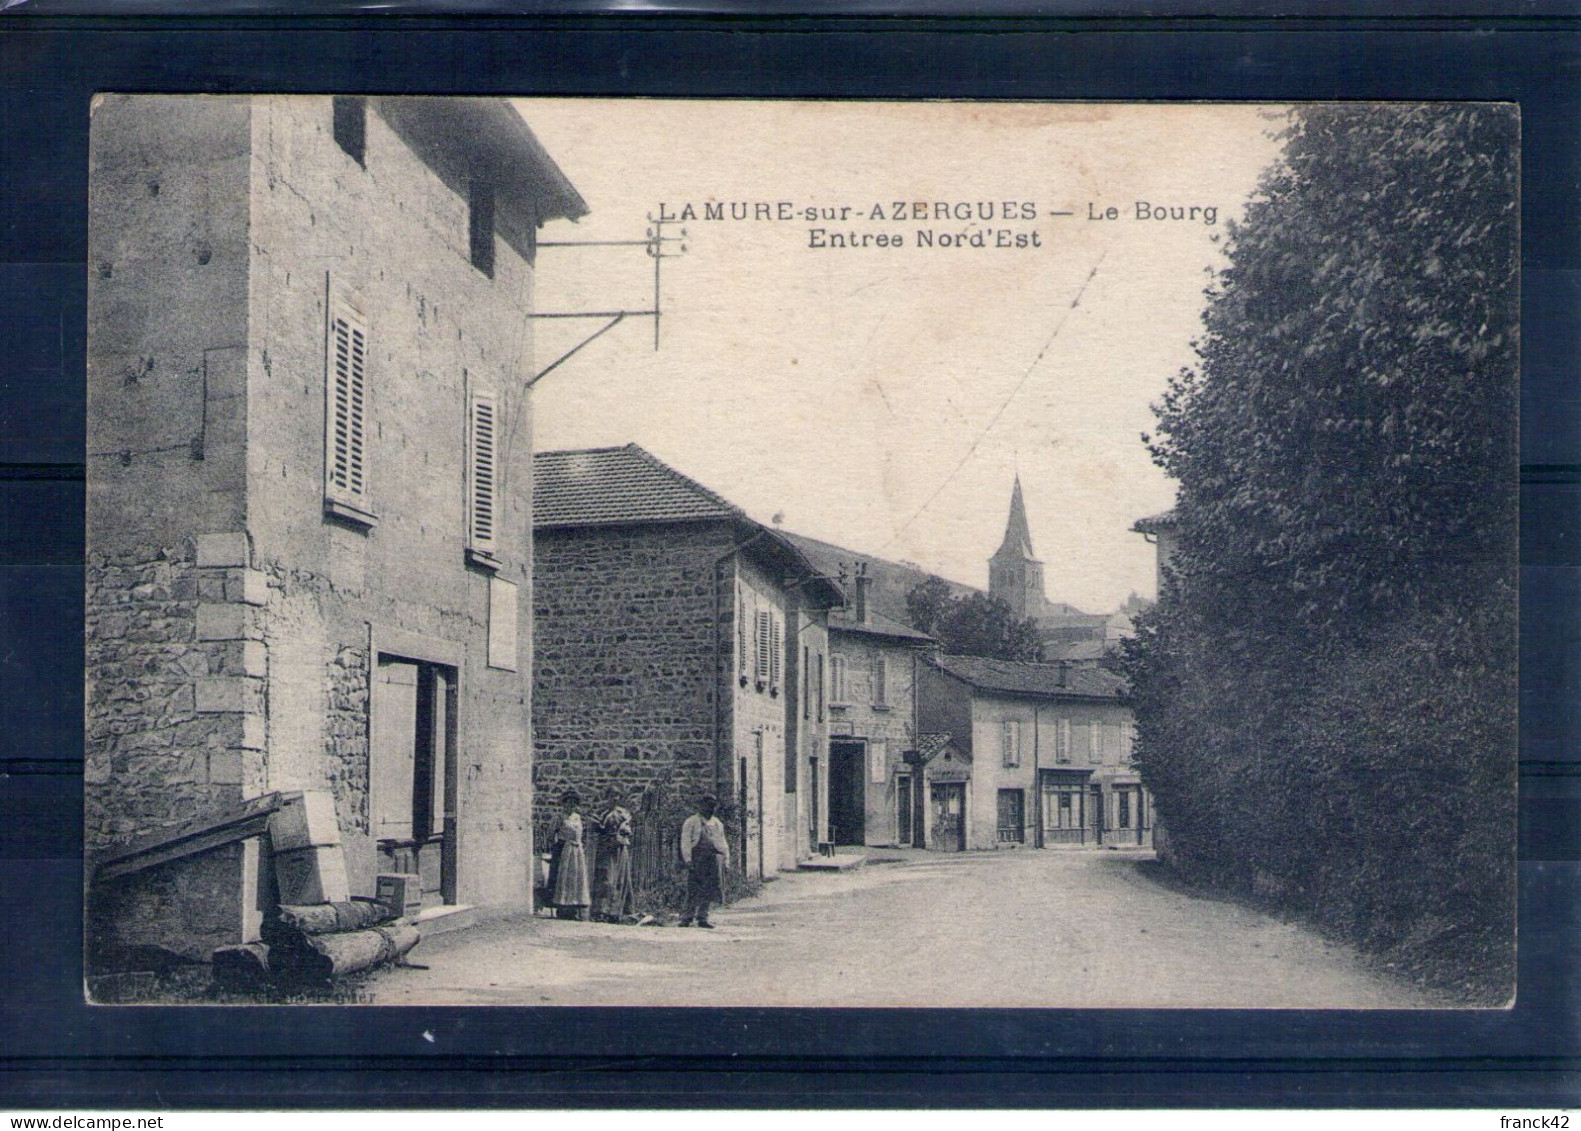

{"left": 995, "top": 475, "right": 1037, "bottom": 561}
{"left": 988, "top": 475, "right": 1046, "bottom": 620}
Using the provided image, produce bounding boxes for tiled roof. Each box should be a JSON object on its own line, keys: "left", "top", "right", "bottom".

{"left": 915, "top": 733, "right": 959, "bottom": 761}
{"left": 778, "top": 530, "right": 978, "bottom": 627}
{"left": 1132, "top": 509, "right": 1178, "bottom": 532}
{"left": 1047, "top": 638, "right": 1112, "bottom": 663}
{"left": 929, "top": 653, "right": 1127, "bottom": 700}
{"left": 828, "top": 605, "right": 936, "bottom": 644}
{"left": 534, "top": 445, "right": 742, "bottom": 529}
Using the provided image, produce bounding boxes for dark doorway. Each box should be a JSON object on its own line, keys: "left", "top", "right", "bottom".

{"left": 371, "top": 657, "right": 457, "bottom": 905}
{"left": 897, "top": 775, "right": 914, "bottom": 846}
{"left": 930, "top": 782, "right": 966, "bottom": 852}
{"left": 997, "top": 788, "right": 1026, "bottom": 845}
{"left": 828, "top": 740, "right": 866, "bottom": 846}
{"left": 809, "top": 756, "right": 820, "bottom": 853}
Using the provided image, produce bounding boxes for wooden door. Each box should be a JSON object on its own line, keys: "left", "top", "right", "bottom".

{"left": 828, "top": 741, "right": 866, "bottom": 846}
{"left": 371, "top": 657, "right": 456, "bottom": 905}
{"left": 996, "top": 788, "right": 1025, "bottom": 845}
{"left": 896, "top": 775, "right": 913, "bottom": 846}
{"left": 930, "top": 782, "right": 965, "bottom": 852}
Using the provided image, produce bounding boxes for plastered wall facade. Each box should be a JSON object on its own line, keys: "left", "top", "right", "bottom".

{"left": 826, "top": 632, "right": 923, "bottom": 847}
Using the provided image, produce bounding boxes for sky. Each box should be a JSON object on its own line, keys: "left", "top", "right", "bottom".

{"left": 517, "top": 100, "right": 1284, "bottom": 611}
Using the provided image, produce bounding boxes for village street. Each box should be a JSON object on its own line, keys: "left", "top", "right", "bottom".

{"left": 362, "top": 848, "right": 1442, "bottom": 1008}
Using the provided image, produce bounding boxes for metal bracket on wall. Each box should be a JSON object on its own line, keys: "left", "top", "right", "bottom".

{"left": 526, "top": 211, "right": 686, "bottom": 389}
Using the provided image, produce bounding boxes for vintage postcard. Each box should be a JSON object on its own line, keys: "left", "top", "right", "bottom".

{"left": 84, "top": 97, "right": 1517, "bottom": 1008}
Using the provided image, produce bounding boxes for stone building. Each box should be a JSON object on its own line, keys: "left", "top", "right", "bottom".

{"left": 532, "top": 444, "right": 844, "bottom": 878}
{"left": 916, "top": 654, "right": 1148, "bottom": 851}
{"left": 1132, "top": 509, "right": 1180, "bottom": 594}
{"left": 86, "top": 95, "right": 585, "bottom": 963}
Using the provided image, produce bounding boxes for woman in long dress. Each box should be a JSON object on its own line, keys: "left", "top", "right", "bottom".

{"left": 550, "top": 790, "right": 591, "bottom": 921}
{"left": 594, "top": 789, "right": 635, "bottom": 922}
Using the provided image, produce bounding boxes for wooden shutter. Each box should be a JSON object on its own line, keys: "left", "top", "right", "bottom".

{"left": 770, "top": 616, "right": 783, "bottom": 692}
{"left": 325, "top": 300, "right": 370, "bottom": 510}
{"left": 1001, "top": 720, "right": 1020, "bottom": 768}
{"left": 872, "top": 655, "right": 888, "bottom": 706}
{"left": 468, "top": 391, "right": 499, "bottom": 555}
{"left": 756, "top": 610, "right": 772, "bottom": 687}
{"left": 737, "top": 587, "right": 748, "bottom": 682}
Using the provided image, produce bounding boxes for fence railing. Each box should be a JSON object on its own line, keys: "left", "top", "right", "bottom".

{"left": 1038, "top": 825, "right": 1152, "bottom": 847}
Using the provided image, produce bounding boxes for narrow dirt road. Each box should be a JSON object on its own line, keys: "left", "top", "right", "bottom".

{"left": 363, "top": 849, "right": 1443, "bottom": 1008}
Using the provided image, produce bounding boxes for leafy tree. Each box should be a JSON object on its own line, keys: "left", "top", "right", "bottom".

{"left": 1127, "top": 104, "right": 1517, "bottom": 1001}
{"left": 904, "top": 575, "right": 954, "bottom": 639}
{"left": 906, "top": 578, "right": 1044, "bottom": 662}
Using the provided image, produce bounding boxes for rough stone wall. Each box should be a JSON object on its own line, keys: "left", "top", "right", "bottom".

{"left": 85, "top": 542, "right": 252, "bottom": 849}
{"left": 532, "top": 521, "right": 734, "bottom": 829}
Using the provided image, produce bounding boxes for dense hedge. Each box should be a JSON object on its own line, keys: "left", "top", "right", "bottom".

{"left": 1126, "top": 105, "right": 1518, "bottom": 1002}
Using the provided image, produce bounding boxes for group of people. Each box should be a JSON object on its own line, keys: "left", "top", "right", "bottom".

{"left": 545, "top": 789, "right": 732, "bottom": 928}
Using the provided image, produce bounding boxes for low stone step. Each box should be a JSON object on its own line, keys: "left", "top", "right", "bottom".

{"left": 413, "top": 903, "right": 477, "bottom": 936}
{"left": 797, "top": 854, "right": 866, "bottom": 872}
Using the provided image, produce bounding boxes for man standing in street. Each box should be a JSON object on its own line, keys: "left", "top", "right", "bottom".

{"left": 679, "top": 794, "right": 730, "bottom": 928}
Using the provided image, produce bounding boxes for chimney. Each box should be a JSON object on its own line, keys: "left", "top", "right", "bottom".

{"left": 854, "top": 565, "right": 871, "bottom": 625}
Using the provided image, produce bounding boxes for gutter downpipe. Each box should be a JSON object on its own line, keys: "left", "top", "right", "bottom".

{"left": 1032, "top": 703, "right": 1041, "bottom": 849}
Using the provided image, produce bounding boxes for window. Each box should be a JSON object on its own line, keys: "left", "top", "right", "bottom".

{"left": 770, "top": 615, "right": 783, "bottom": 695}
{"left": 756, "top": 610, "right": 772, "bottom": 690}
{"left": 831, "top": 655, "right": 847, "bottom": 704}
{"left": 802, "top": 646, "right": 810, "bottom": 720}
{"left": 816, "top": 653, "right": 825, "bottom": 720}
{"left": 469, "top": 179, "right": 495, "bottom": 278}
{"left": 869, "top": 740, "right": 887, "bottom": 784}
{"left": 1118, "top": 789, "right": 1132, "bottom": 830}
{"left": 737, "top": 587, "right": 748, "bottom": 686}
{"left": 872, "top": 655, "right": 888, "bottom": 707}
{"left": 332, "top": 97, "right": 366, "bottom": 166}
{"left": 1000, "top": 720, "right": 1022, "bottom": 768}
{"left": 323, "top": 289, "right": 375, "bottom": 527}
{"left": 1057, "top": 718, "right": 1071, "bottom": 763}
{"left": 466, "top": 391, "right": 499, "bottom": 567}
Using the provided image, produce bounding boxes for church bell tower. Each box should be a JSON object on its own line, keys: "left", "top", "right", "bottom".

{"left": 988, "top": 476, "right": 1046, "bottom": 620}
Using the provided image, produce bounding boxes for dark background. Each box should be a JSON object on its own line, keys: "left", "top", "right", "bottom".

{"left": 0, "top": 10, "right": 1577, "bottom": 1109}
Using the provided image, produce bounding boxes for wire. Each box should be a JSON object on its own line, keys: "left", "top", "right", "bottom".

{"left": 879, "top": 252, "right": 1107, "bottom": 552}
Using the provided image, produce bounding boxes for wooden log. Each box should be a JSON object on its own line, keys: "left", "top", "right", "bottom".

{"left": 211, "top": 943, "right": 272, "bottom": 992}
{"left": 274, "top": 900, "right": 396, "bottom": 936}
{"left": 273, "top": 922, "right": 420, "bottom": 984}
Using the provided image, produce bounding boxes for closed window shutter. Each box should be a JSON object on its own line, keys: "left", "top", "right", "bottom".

{"left": 770, "top": 616, "right": 783, "bottom": 692}
{"left": 756, "top": 610, "right": 771, "bottom": 686}
{"left": 1001, "top": 721, "right": 1020, "bottom": 767}
{"left": 326, "top": 302, "right": 370, "bottom": 504}
{"left": 737, "top": 587, "right": 748, "bottom": 680}
{"left": 468, "top": 391, "right": 498, "bottom": 553}
{"left": 873, "top": 656, "right": 888, "bottom": 705}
